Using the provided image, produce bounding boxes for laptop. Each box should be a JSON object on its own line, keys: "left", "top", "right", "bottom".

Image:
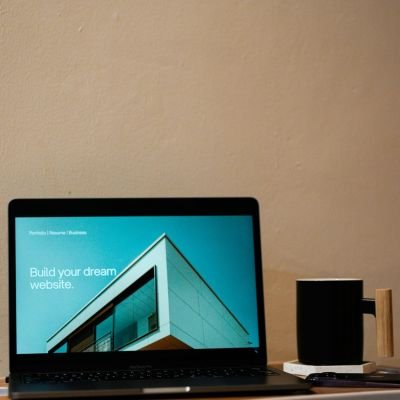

{"left": 8, "top": 197, "right": 310, "bottom": 398}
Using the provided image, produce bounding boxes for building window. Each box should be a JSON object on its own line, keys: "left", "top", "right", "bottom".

{"left": 94, "top": 314, "right": 113, "bottom": 352}
{"left": 69, "top": 326, "right": 94, "bottom": 352}
{"left": 50, "top": 267, "right": 158, "bottom": 353}
{"left": 114, "top": 271, "right": 157, "bottom": 349}
{"left": 53, "top": 342, "right": 67, "bottom": 353}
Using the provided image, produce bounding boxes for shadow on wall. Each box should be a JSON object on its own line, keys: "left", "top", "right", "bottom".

{"left": 263, "top": 268, "right": 303, "bottom": 363}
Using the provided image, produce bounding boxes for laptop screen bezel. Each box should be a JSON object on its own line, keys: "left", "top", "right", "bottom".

{"left": 9, "top": 197, "right": 267, "bottom": 373}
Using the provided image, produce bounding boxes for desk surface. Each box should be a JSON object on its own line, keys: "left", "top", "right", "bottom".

{"left": 2, "top": 375, "right": 400, "bottom": 400}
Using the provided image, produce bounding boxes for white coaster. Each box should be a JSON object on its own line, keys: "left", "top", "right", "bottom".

{"left": 283, "top": 359, "right": 377, "bottom": 377}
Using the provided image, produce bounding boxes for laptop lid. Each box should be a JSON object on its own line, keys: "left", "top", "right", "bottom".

{"left": 9, "top": 197, "right": 267, "bottom": 374}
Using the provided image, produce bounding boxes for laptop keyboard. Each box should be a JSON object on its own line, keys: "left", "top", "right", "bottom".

{"left": 23, "top": 366, "right": 277, "bottom": 384}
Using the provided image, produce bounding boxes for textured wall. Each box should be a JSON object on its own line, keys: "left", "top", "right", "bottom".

{"left": 1, "top": 0, "right": 400, "bottom": 375}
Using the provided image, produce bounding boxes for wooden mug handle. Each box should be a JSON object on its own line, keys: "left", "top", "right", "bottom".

{"left": 376, "top": 289, "right": 394, "bottom": 357}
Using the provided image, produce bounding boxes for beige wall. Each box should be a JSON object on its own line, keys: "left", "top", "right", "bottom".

{"left": 1, "top": 0, "right": 399, "bottom": 375}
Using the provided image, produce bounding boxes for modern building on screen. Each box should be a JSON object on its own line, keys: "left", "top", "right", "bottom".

{"left": 46, "top": 234, "right": 250, "bottom": 353}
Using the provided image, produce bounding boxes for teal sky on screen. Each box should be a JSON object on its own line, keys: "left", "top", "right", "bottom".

{"left": 16, "top": 216, "right": 259, "bottom": 353}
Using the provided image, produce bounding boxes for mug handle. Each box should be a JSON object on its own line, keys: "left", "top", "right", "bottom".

{"left": 376, "top": 289, "right": 394, "bottom": 357}
{"left": 362, "top": 289, "right": 394, "bottom": 358}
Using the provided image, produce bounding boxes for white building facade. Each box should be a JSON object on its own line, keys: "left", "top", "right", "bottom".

{"left": 47, "top": 234, "right": 250, "bottom": 353}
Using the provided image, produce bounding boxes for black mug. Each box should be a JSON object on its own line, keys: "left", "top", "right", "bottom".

{"left": 296, "top": 279, "right": 394, "bottom": 365}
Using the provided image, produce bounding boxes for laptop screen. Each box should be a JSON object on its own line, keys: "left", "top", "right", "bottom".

{"left": 10, "top": 198, "right": 265, "bottom": 365}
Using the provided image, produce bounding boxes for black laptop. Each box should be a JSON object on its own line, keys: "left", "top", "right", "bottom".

{"left": 8, "top": 197, "right": 309, "bottom": 398}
